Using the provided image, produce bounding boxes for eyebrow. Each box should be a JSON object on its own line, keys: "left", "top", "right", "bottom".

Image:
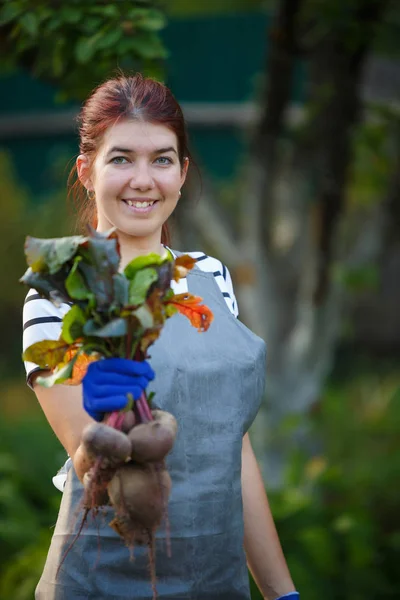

{"left": 106, "top": 146, "right": 178, "bottom": 157}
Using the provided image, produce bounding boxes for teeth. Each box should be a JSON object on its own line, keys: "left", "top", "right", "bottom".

{"left": 126, "top": 200, "right": 154, "bottom": 208}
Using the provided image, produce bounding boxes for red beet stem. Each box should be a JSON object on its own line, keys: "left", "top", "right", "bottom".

{"left": 106, "top": 410, "right": 122, "bottom": 430}
{"left": 138, "top": 392, "right": 153, "bottom": 422}
{"left": 135, "top": 396, "right": 147, "bottom": 423}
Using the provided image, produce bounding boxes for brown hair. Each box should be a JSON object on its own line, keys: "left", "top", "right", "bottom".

{"left": 69, "top": 73, "right": 190, "bottom": 246}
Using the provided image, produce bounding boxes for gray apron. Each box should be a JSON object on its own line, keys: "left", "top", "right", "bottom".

{"left": 36, "top": 259, "right": 267, "bottom": 599}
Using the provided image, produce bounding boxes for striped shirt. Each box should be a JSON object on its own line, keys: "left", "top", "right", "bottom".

{"left": 22, "top": 250, "right": 239, "bottom": 387}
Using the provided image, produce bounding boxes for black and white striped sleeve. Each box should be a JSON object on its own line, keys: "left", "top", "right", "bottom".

{"left": 187, "top": 252, "right": 239, "bottom": 318}
{"left": 22, "top": 289, "right": 69, "bottom": 388}
{"left": 221, "top": 262, "right": 239, "bottom": 318}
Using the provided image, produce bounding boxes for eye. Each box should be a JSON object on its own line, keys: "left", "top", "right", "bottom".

{"left": 155, "top": 156, "right": 173, "bottom": 165}
{"left": 111, "top": 156, "right": 128, "bottom": 164}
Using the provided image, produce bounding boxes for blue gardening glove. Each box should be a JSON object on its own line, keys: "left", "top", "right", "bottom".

{"left": 82, "top": 358, "right": 155, "bottom": 421}
{"left": 276, "top": 594, "right": 300, "bottom": 600}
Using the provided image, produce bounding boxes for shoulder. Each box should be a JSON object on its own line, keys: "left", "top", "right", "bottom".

{"left": 22, "top": 290, "right": 72, "bottom": 384}
{"left": 172, "top": 249, "right": 227, "bottom": 276}
{"left": 183, "top": 251, "right": 225, "bottom": 273}
{"left": 172, "top": 250, "right": 239, "bottom": 318}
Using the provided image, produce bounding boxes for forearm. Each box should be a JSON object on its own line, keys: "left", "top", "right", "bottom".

{"left": 242, "top": 434, "right": 295, "bottom": 600}
{"left": 33, "top": 375, "right": 93, "bottom": 464}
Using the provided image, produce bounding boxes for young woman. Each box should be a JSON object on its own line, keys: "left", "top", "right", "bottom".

{"left": 23, "top": 74, "right": 299, "bottom": 600}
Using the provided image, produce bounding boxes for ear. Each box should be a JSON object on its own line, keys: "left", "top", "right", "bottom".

{"left": 180, "top": 156, "right": 189, "bottom": 188}
{"left": 76, "top": 154, "right": 94, "bottom": 190}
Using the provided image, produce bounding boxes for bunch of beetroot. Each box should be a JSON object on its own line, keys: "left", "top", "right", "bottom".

{"left": 79, "top": 402, "right": 178, "bottom": 598}
{"left": 21, "top": 228, "right": 213, "bottom": 596}
{"left": 82, "top": 406, "right": 177, "bottom": 546}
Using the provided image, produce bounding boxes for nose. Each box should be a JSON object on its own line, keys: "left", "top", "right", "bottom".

{"left": 129, "top": 161, "right": 155, "bottom": 191}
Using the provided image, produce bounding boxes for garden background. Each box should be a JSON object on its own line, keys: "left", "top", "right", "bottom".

{"left": 0, "top": 1, "right": 399, "bottom": 598}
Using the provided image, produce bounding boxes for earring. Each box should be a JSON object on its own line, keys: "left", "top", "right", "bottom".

{"left": 178, "top": 190, "right": 182, "bottom": 197}
{"left": 87, "top": 189, "right": 95, "bottom": 200}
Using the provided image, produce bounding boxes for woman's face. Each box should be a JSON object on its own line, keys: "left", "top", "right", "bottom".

{"left": 78, "top": 119, "right": 188, "bottom": 242}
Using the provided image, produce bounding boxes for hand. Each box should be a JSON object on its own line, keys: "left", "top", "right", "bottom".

{"left": 275, "top": 593, "right": 300, "bottom": 600}
{"left": 82, "top": 358, "right": 155, "bottom": 421}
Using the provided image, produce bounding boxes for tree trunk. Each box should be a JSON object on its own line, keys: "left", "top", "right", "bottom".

{"left": 179, "top": 0, "right": 391, "bottom": 483}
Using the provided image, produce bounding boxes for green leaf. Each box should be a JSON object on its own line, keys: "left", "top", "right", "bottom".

{"left": 59, "top": 7, "right": 81, "bottom": 24}
{"left": 19, "top": 13, "right": 38, "bottom": 37}
{"left": 80, "top": 15, "right": 102, "bottom": 33}
{"left": 85, "top": 230, "right": 120, "bottom": 275}
{"left": 90, "top": 5, "right": 119, "bottom": 19}
{"left": 83, "top": 318, "right": 128, "bottom": 338}
{"left": 61, "top": 304, "right": 86, "bottom": 344}
{"left": 337, "top": 265, "right": 379, "bottom": 292}
{"left": 0, "top": 3, "right": 24, "bottom": 26}
{"left": 124, "top": 253, "right": 166, "bottom": 280}
{"left": 15, "top": 33, "right": 35, "bottom": 54}
{"left": 128, "top": 33, "right": 168, "bottom": 60}
{"left": 75, "top": 32, "right": 103, "bottom": 63}
{"left": 52, "top": 37, "right": 65, "bottom": 77}
{"left": 65, "top": 256, "right": 91, "bottom": 301}
{"left": 128, "top": 267, "right": 158, "bottom": 305}
{"left": 19, "top": 268, "right": 70, "bottom": 305}
{"left": 46, "top": 15, "right": 61, "bottom": 33}
{"left": 133, "top": 305, "right": 154, "bottom": 329}
{"left": 36, "top": 360, "right": 75, "bottom": 387}
{"left": 165, "top": 303, "right": 178, "bottom": 318}
{"left": 112, "top": 273, "right": 129, "bottom": 307}
{"left": 24, "top": 235, "right": 84, "bottom": 274}
{"left": 81, "top": 340, "right": 111, "bottom": 357}
{"left": 163, "top": 288, "right": 175, "bottom": 301}
{"left": 22, "top": 340, "right": 69, "bottom": 369}
{"left": 131, "top": 8, "right": 166, "bottom": 32}
{"left": 96, "top": 28, "right": 122, "bottom": 50}
{"left": 78, "top": 262, "right": 111, "bottom": 309}
{"left": 76, "top": 231, "right": 121, "bottom": 308}
{"left": 21, "top": 231, "right": 122, "bottom": 309}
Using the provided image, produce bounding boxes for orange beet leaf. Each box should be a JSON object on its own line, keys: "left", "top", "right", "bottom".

{"left": 168, "top": 293, "right": 213, "bottom": 332}
{"left": 63, "top": 348, "right": 100, "bottom": 385}
{"left": 173, "top": 255, "right": 197, "bottom": 282}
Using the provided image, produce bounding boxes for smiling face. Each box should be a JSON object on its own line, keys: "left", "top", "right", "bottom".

{"left": 77, "top": 119, "right": 188, "bottom": 246}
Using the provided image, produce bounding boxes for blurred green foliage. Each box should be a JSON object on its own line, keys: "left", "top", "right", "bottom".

{"left": 165, "top": 0, "right": 265, "bottom": 18}
{"left": 250, "top": 359, "right": 400, "bottom": 600}
{"left": 0, "top": 402, "right": 64, "bottom": 599}
{"left": 0, "top": 0, "right": 167, "bottom": 101}
{"left": 349, "top": 105, "right": 400, "bottom": 209}
{"left": 0, "top": 151, "right": 71, "bottom": 597}
{"left": 0, "top": 150, "right": 74, "bottom": 379}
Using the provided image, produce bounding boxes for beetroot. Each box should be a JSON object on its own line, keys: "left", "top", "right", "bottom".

{"left": 128, "top": 410, "right": 177, "bottom": 463}
{"left": 82, "top": 422, "right": 131, "bottom": 467}
{"left": 108, "top": 462, "right": 172, "bottom": 543}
